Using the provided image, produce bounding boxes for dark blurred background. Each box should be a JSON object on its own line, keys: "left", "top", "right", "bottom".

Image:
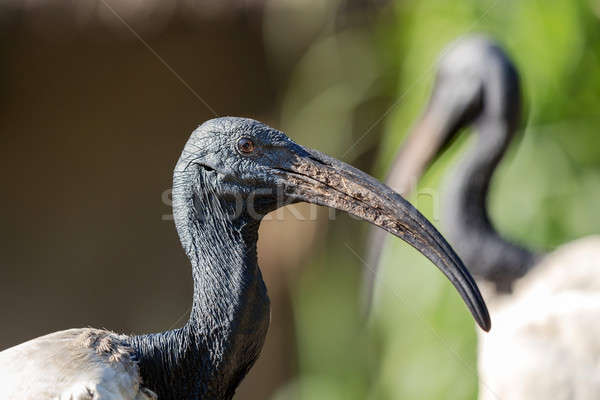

{"left": 1, "top": 1, "right": 599, "bottom": 399}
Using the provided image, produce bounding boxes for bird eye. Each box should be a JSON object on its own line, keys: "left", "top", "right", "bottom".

{"left": 237, "top": 137, "right": 255, "bottom": 155}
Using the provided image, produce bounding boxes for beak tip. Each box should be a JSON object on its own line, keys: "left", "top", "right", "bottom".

{"left": 478, "top": 310, "right": 492, "bottom": 332}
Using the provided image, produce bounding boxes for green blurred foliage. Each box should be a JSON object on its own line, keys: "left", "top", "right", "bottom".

{"left": 271, "top": 0, "right": 600, "bottom": 399}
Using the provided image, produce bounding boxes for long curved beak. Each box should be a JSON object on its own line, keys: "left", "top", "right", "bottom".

{"left": 275, "top": 146, "right": 491, "bottom": 332}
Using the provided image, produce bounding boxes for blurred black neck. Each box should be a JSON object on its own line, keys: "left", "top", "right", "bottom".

{"left": 443, "top": 118, "right": 537, "bottom": 292}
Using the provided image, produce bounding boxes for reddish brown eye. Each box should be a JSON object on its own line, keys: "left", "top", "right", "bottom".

{"left": 237, "top": 137, "right": 255, "bottom": 155}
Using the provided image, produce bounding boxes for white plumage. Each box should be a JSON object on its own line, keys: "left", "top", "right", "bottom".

{"left": 0, "top": 329, "right": 156, "bottom": 400}
{"left": 478, "top": 236, "right": 600, "bottom": 400}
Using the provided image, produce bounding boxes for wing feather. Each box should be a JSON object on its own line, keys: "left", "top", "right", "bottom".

{"left": 0, "top": 328, "right": 156, "bottom": 400}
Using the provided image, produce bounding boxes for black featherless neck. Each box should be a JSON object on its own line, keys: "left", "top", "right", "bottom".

{"left": 442, "top": 117, "right": 538, "bottom": 292}
{"left": 131, "top": 164, "right": 270, "bottom": 400}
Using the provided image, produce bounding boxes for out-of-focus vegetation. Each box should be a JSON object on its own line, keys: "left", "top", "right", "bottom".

{"left": 274, "top": 0, "right": 600, "bottom": 399}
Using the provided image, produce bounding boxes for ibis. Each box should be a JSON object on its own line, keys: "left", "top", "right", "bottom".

{"left": 367, "top": 36, "right": 600, "bottom": 399}
{"left": 0, "top": 117, "right": 489, "bottom": 400}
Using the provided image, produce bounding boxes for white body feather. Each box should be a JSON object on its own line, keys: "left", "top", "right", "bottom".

{"left": 477, "top": 236, "right": 600, "bottom": 400}
{"left": 0, "top": 328, "right": 157, "bottom": 400}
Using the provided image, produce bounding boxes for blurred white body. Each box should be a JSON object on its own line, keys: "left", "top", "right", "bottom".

{"left": 478, "top": 236, "right": 600, "bottom": 400}
{"left": 0, "top": 328, "right": 156, "bottom": 400}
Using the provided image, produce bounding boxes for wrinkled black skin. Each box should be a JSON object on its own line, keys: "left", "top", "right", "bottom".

{"left": 130, "top": 118, "right": 304, "bottom": 400}
{"left": 127, "top": 116, "right": 491, "bottom": 398}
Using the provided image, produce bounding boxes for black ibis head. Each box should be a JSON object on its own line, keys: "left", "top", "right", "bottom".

{"left": 178, "top": 116, "right": 491, "bottom": 331}
{"left": 387, "top": 36, "right": 521, "bottom": 192}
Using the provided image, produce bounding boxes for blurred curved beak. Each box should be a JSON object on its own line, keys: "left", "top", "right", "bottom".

{"left": 385, "top": 113, "right": 450, "bottom": 195}
{"left": 275, "top": 146, "right": 491, "bottom": 332}
{"left": 386, "top": 88, "right": 478, "bottom": 194}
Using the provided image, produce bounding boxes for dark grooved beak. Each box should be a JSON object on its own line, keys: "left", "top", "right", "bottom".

{"left": 276, "top": 147, "right": 491, "bottom": 331}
